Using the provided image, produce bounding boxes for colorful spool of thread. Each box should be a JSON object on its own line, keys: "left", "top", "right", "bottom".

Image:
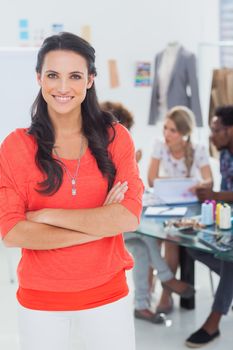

{"left": 215, "top": 203, "right": 222, "bottom": 226}
{"left": 201, "top": 202, "right": 214, "bottom": 226}
{"left": 219, "top": 204, "right": 231, "bottom": 230}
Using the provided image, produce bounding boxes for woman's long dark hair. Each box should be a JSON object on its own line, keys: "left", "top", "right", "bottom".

{"left": 28, "top": 32, "right": 116, "bottom": 195}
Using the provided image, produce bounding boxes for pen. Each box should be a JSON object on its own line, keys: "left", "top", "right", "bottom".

{"left": 157, "top": 207, "right": 173, "bottom": 215}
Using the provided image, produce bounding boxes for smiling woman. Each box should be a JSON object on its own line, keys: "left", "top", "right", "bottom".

{"left": 0, "top": 32, "right": 143, "bottom": 350}
{"left": 37, "top": 50, "right": 94, "bottom": 119}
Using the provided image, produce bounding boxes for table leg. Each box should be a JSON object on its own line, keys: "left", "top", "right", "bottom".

{"left": 179, "top": 246, "right": 195, "bottom": 309}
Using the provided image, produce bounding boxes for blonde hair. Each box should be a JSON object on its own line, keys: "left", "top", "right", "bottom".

{"left": 166, "top": 106, "right": 196, "bottom": 177}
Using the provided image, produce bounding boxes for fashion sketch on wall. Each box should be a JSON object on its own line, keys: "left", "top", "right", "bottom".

{"left": 148, "top": 43, "right": 203, "bottom": 127}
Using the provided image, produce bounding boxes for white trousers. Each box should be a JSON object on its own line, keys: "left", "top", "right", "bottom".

{"left": 18, "top": 295, "right": 135, "bottom": 350}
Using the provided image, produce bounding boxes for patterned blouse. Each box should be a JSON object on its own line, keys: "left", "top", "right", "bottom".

{"left": 220, "top": 149, "right": 233, "bottom": 191}
{"left": 151, "top": 139, "right": 210, "bottom": 179}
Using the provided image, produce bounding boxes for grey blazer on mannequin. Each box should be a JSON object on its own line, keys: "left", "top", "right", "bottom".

{"left": 148, "top": 46, "right": 203, "bottom": 126}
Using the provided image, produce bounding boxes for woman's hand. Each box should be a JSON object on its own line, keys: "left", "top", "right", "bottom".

{"left": 188, "top": 181, "right": 211, "bottom": 194}
{"left": 135, "top": 149, "right": 142, "bottom": 163}
{"left": 26, "top": 209, "right": 47, "bottom": 224}
{"left": 187, "top": 184, "right": 199, "bottom": 194}
{"left": 103, "top": 181, "right": 128, "bottom": 206}
{"left": 26, "top": 181, "right": 128, "bottom": 223}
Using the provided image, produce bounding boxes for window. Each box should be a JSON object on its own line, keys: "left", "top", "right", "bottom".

{"left": 220, "top": 0, "right": 233, "bottom": 66}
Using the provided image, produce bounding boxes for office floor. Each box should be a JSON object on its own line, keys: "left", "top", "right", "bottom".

{"left": 0, "top": 244, "right": 232, "bottom": 350}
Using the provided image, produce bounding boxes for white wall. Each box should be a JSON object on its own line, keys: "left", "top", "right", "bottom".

{"left": 0, "top": 0, "right": 219, "bottom": 183}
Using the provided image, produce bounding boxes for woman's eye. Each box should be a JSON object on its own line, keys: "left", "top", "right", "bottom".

{"left": 71, "top": 74, "right": 81, "bottom": 80}
{"left": 47, "top": 73, "right": 57, "bottom": 79}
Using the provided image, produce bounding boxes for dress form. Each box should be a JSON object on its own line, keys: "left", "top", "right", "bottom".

{"left": 157, "top": 42, "right": 180, "bottom": 120}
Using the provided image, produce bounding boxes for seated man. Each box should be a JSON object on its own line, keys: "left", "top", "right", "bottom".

{"left": 186, "top": 105, "right": 233, "bottom": 348}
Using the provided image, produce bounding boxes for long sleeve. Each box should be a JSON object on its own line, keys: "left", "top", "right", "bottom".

{"left": 109, "top": 124, "right": 144, "bottom": 220}
{"left": 148, "top": 54, "right": 160, "bottom": 125}
{"left": 0, "top": 138, "right": 27, "bottom": 238}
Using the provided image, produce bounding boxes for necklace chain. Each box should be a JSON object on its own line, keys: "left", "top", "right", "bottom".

{"left": 54, "top": 136, "right": 84, "bottom": 196}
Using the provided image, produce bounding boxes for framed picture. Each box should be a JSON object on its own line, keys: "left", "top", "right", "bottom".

{"left": 135, "top": 61, "right": 151, "bottom": 87}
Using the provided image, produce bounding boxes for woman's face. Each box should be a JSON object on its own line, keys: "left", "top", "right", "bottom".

{"left": 163, "top": 118, "right": 183, "bottom": 147}
{"left": 37, "top": 50, "right": 94, "bottom": 117}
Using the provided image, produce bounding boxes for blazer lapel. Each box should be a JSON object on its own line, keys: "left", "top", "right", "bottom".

{"left": 156, "top": 51, "right": 164, "bottom": 70}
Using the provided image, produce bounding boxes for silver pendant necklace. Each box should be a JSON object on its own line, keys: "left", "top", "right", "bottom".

{"left": 54, "top": 136, "right": 84, "bottom": 196}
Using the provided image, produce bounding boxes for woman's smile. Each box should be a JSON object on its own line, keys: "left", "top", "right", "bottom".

{"left": 52, "top": 95, "right": 74, "bottom": 103}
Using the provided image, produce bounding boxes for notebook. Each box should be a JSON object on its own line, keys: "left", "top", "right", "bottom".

{"left": 144, "top": 206, "right": 188, "bottom": 217}
{"left": 153, "top": 178, "right": 198, "bottom": 204}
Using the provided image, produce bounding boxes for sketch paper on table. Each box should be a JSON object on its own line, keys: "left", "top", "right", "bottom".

{"left": 153, "top": 178, "right": 198, "bottom": 204}
{"left": 144, "top": 206, "right": 188, "bottom": 216}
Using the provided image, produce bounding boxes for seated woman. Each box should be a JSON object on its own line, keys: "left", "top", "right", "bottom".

{"left": 101, "top": 102, "right": 197, "bottom": 323}
{"left": 148, "top": 105, "right": 213, "bottom": 315}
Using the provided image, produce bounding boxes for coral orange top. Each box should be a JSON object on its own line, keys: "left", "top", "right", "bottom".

{"left": 0, "top": 123, "right": 143, "bottom": 310}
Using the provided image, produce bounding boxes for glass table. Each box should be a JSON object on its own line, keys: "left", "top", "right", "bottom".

{"left": 135, "top": 203, "right": 233, "bottom": 309}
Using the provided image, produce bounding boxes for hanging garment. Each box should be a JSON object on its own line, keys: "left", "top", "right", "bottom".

{"left": 208, "top": 68, "right": 233, "bottom": 158}
{"left": 148, "top": 46, "right": 203, "bottom": 126}
{"left": 208, "top": 68, "right": 233, "bottom": 124}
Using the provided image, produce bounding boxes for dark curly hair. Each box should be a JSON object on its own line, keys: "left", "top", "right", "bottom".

{"left": 100, "top": 101, "right": 134, "bottom": 131}
{"left": 215, "top": 105, "right": 233, "bottom": 126}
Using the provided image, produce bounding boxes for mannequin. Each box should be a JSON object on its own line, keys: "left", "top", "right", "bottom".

{"left": 148, "top": 43, "right": 203, "bottom": 126}
{"left": 157, "top": 42, "right": 181, "bottom": 120}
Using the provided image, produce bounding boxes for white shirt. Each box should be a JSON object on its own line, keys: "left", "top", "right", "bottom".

{"left": 151, "top": 139, "right": 209, "bottom": 180}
